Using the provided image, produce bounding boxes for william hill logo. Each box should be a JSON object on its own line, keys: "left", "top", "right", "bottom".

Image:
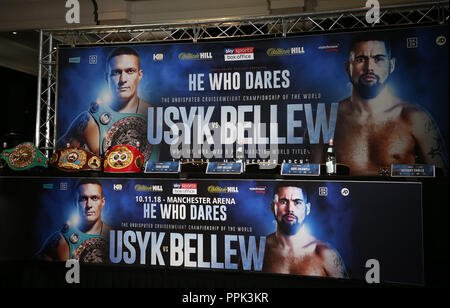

{"left": 178, "top": 52, "right": 213, "bottom": 60}
{"left": 267, "top": 47, "right": 305, "bottom": 56}
{"left": 208, "top": 186, "right": 239, "bottom": 193}
{"left": 134, "top": 184, "right": 163, "bottom": 192}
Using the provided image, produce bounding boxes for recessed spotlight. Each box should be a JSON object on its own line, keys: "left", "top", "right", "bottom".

{"left": 12, "top": 31, "right": 18, "bottom": 35}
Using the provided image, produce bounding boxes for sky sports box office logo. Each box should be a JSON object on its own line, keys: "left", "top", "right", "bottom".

{"left": 173, "top": 183, "right": 198, "bottom": 195}
{"left": 224, "top": 47, "right": 254, "bottom": 61}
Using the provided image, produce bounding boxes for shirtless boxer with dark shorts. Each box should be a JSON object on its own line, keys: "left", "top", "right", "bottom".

{"left": 312, "top": 36, "right": 447, "bottom": 175}
{"left": 262, "top": 184, "right": 347, "bottom": 278}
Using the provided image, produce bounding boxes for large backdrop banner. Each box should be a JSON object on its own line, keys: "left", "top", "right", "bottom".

{"left": 56, "top": 25, "right": 448, "bottom": 175}
{"left": 0, "top": 177, "right": 423, "bottom": 285}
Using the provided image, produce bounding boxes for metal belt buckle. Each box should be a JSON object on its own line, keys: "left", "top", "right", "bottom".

{"left": 50, "top": 146, "right": 101, "bottom": 172}
{"left": 102, "top": 116, "right": 153, "bottom": 161}
{"left": 73, "top": 237, "right": 108, "bottom": 264}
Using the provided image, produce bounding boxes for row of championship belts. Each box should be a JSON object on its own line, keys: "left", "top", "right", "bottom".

{"left": 0, "top": 142, "right": 145, "bottom": 173}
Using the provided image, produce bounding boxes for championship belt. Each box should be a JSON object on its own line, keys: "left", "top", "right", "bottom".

{"left": 89, "top": 101, "right": 158, "bottom": 162}
{"left": 73, "top": 237, "right": 107, "bottom": 264}
{"left": 0, "top": 155, "right": 5, "bottom": 169}
{"left": 0, "top": 142, "right": 48, "bottom": 171}
{"left": 104, "top": 144, "right": 144, "bottom": 173}
{"left": 61, "top": 224, "right": 107, "bottom": 264}
{"left": 49, "top": 146, "right": 101, "bottom": 172}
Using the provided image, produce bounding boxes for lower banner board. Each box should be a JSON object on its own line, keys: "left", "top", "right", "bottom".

{"left": 0, "top": 177, "right": 423, "bottom": 285}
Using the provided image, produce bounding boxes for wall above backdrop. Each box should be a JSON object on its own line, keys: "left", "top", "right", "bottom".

{"left": 0, "top": 0, "right": 442, "bottom": 75}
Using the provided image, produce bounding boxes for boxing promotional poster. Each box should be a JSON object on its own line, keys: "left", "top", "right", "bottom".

{"left": 0, "top": 177, "right": 423, "bottom": 284}
{"left": 55, "top": 25, "right": 448, "bottom": 176}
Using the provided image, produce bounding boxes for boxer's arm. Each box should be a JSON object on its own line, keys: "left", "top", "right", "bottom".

{"left": 322, "top": 247, "right": 348, "bottom": 278}
{"left": 34, "top": 232, "right": 66, "bottom": 261}
{"left": 56, "top": 112, "right": 100, "bottom": 154}
{"left": 56, "top": 112, "right": 91, "bottom": 149}
{"left": 411, "top": 111, "right": 448, "bottom": 172}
